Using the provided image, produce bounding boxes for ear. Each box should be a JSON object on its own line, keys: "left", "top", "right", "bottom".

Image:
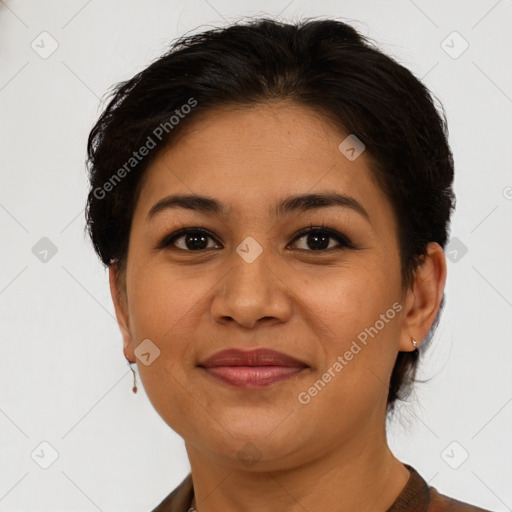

{"left": 109, "top": 264, "right": 135, "bottom": 362}
{"left": 399, "top": 242, "right": 447, "bottom": 352}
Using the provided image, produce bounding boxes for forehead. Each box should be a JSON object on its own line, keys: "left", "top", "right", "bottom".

{"left": 134, "top": 102, "right": 394, "bottom": 232}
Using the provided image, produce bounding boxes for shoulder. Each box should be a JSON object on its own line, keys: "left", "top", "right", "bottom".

{"left": 397, "top": 464, "right": 495, "bottom": 512}
{"left": 149, "top": 473, "right": 193, "bottom": 512}
{"left": 428, "top": 483, "right": 494, "bottom": 512}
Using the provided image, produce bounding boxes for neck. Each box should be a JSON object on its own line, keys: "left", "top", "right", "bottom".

{"left": 185, "top": 421, "right": 410, "bottom": 512}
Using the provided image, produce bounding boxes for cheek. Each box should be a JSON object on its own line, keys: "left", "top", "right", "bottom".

{"left": 298, "top": 260, "right": 395, "bottom": 336}
{"left": 126, "top": 261, "right": 203, "bottom": 342}
{"left": 124, "top": 263, "right": 213, "bottom": 413}
{"left": 125, "top": 264, "right": 208, "bottom": 434}
{"left": 293, "top": 276, "right": 400, "bottom": 446}
{"left": 297, "top": 261, "right": 401, "bottom": 390}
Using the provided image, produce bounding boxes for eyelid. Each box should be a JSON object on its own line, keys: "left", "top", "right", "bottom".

{"left": 290, "top": 224, "right": 356, "bottom": 250}
{"left": 155, "top": 227, "right": 218, "bottom": 251}
{"left": 155, "top": 224, "right": 357, "bottom": 252}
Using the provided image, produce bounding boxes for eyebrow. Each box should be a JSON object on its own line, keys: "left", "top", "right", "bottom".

{"left": 147, "top": 192, "right": 371, "bottom": 224}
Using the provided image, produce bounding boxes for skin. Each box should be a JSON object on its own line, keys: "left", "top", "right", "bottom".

{"left": 109, "top": 101, "right": 447, "bottom": 511}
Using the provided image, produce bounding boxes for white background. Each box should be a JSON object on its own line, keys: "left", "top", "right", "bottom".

{"left": 1, "top": 1, "right": 511, "bottom": 511}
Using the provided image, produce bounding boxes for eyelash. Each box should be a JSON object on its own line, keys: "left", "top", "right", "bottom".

{"left": 155, "top": 223, "right": 358, "bottom": 253}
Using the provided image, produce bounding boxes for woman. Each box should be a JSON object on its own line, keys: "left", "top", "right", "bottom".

{"left": 85, "top": 18, "right": 493, "bottom": 512}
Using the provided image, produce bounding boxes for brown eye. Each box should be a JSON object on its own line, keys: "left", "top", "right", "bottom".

{"left": 156, "top": 225, "right": 357, "bottom": 253}
{"left": 289, "top": 227, "right": 356, "bottom": 252}
{"left": 157, "top": 228, "right": 220, "bottom": 251}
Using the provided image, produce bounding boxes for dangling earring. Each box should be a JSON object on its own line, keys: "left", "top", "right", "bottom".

{"left": 411, "top": 337, "right": 418, "bottom": 350}
{"left": 127, "top": 358, "right": 137, "bottom": 394}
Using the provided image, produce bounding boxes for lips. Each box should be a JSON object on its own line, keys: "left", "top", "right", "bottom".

{"left": 198, "top": 348, "right": 308, "bottom": 368}
{"left": 198, "top": 348, "right": 309, "bottom": 389}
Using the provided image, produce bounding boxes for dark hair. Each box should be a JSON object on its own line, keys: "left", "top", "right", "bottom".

{"left": 85, "top": 17, "right": 455, "bottom": 415}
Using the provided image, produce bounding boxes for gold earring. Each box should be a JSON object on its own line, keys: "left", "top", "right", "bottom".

{"left": 126, "top": 357, "right": 137, "bottom": 393}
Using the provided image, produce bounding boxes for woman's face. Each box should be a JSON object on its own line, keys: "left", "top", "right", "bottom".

{"left": 112, "top": 102, "right": 441, "bottom": 469}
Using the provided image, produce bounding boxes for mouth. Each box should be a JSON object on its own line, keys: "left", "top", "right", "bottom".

{"left": 199, "top": 365, "right": 308, "bottom": 388}
{"left": 197, "top": 348, "right": 309, "bottom": 389}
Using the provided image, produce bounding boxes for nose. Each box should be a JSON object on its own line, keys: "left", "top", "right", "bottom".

{"left": 210, "top": 249, "right": 293, "bottom": 329}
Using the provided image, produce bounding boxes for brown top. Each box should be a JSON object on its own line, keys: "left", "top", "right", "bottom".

{"left": 150, "top": 464, "right": 494, "bottom": 512}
